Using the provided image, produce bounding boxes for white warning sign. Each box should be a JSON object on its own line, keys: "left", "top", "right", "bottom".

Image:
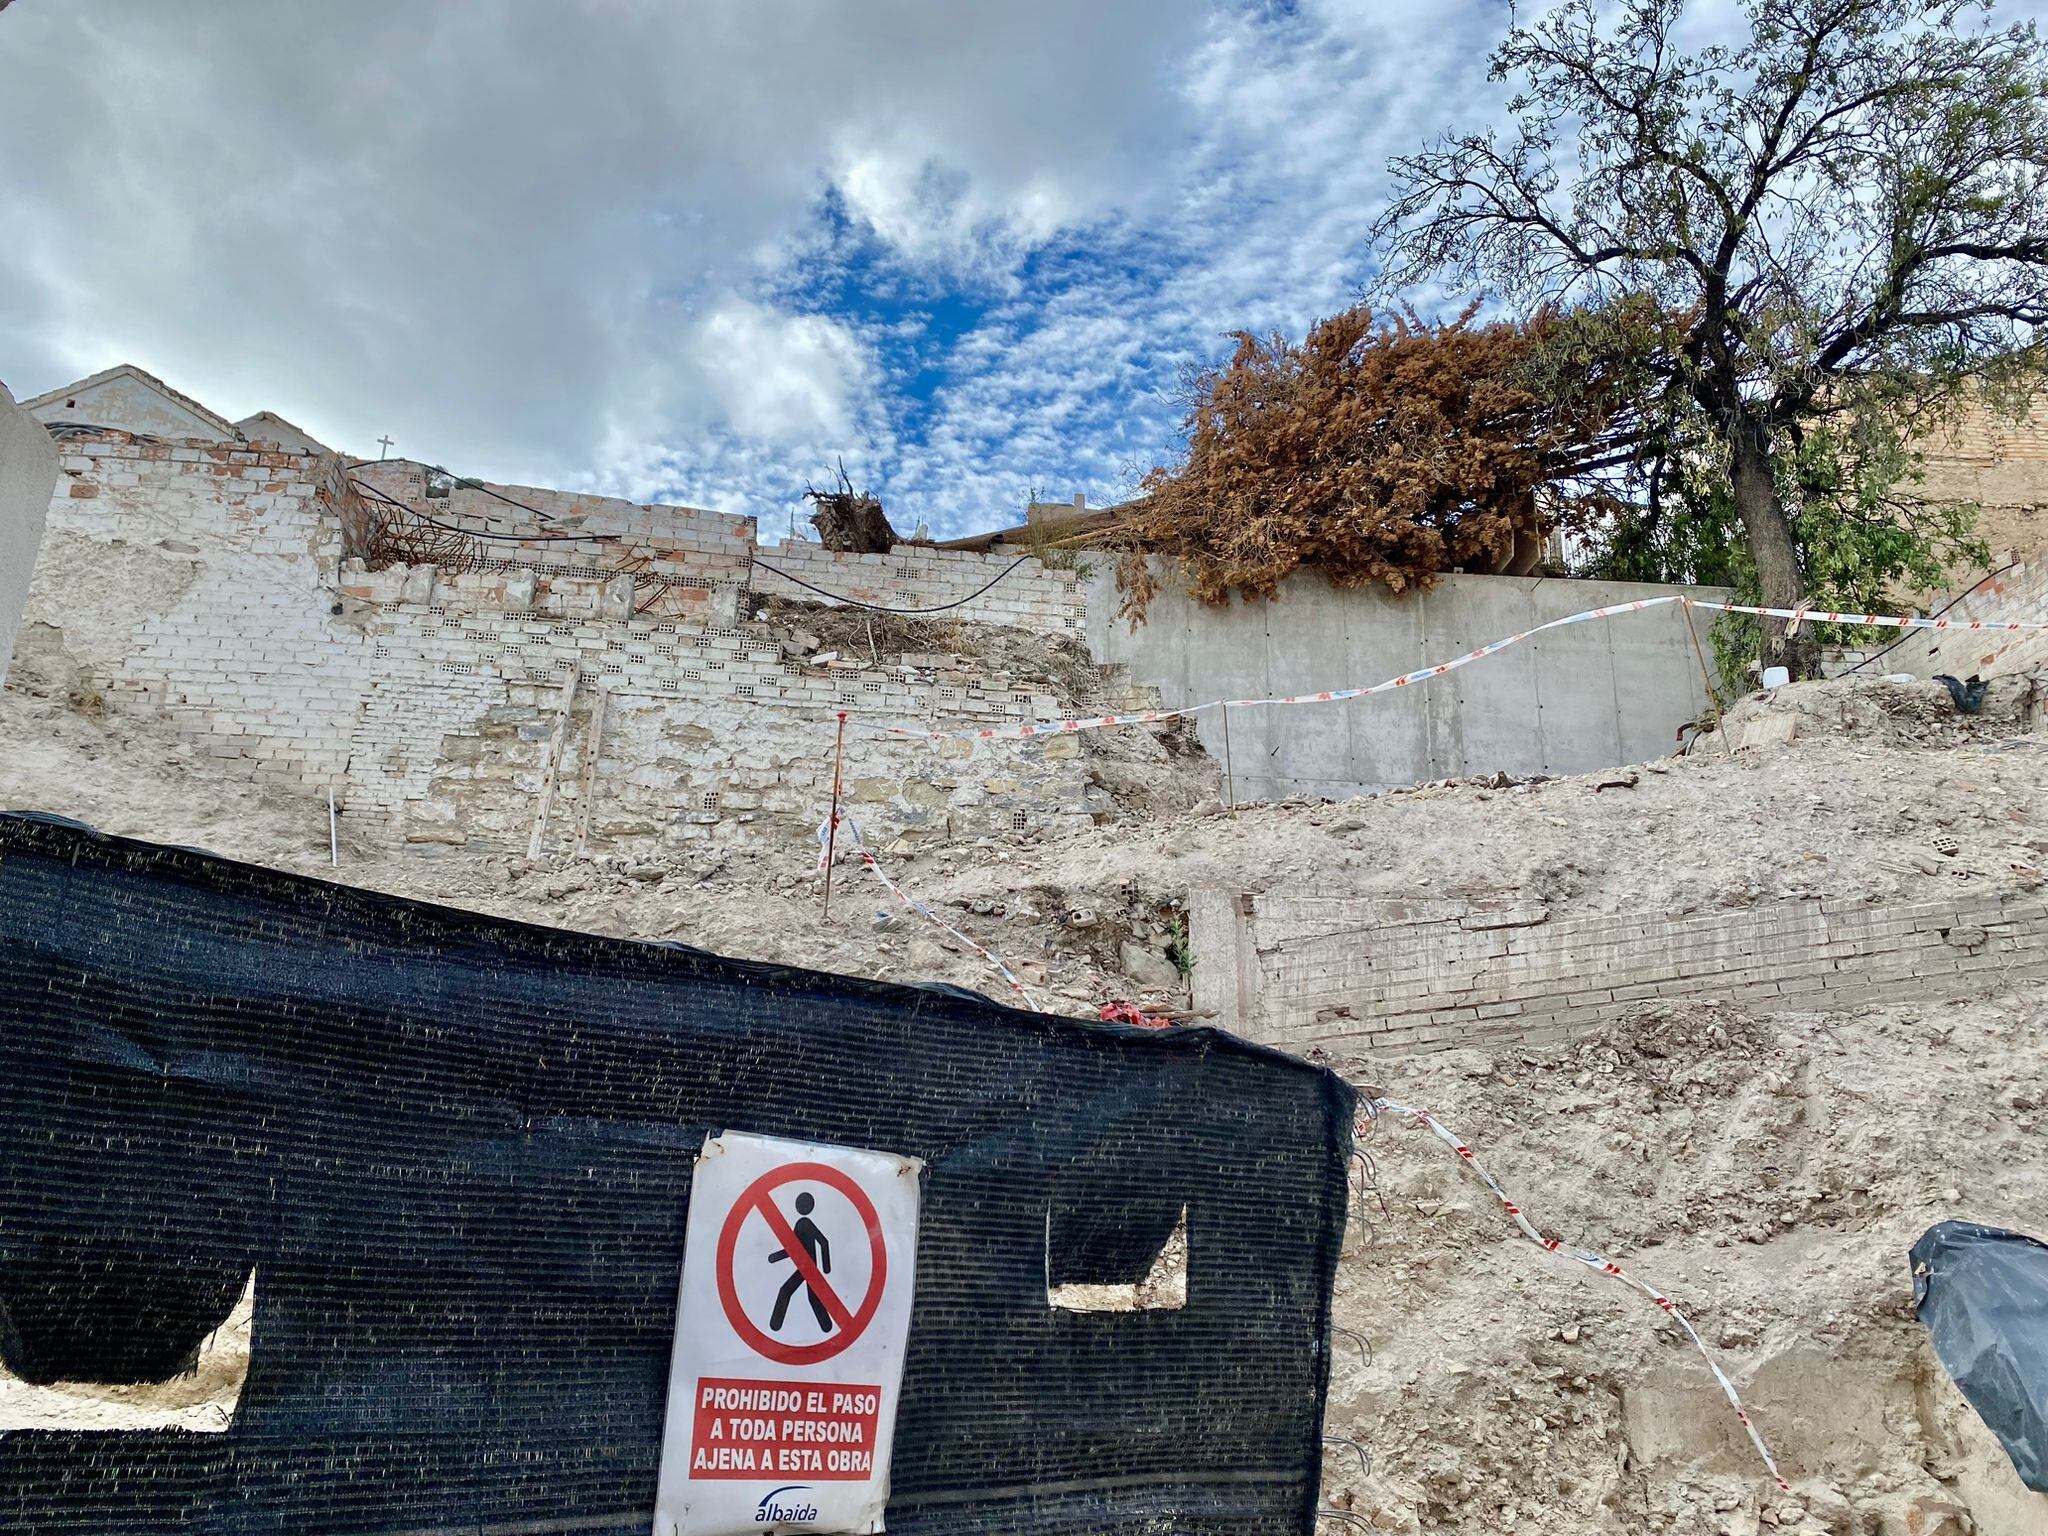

{"left": 652, "top": 1131, "right": 923, "bottom": 1536}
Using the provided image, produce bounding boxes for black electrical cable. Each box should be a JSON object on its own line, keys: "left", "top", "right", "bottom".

{"left": 425, "top": 463, "right": 556, "bottom": 520}
{"left": 348, "top": 476, "right": 616, "bottom": 545}
{"left": 749, "top": 552, "right": 1033, "bottom": 614}
{"left": 1842, "top": 559, "right": 2021, "bottom": 675}
{"left": 42, "top": 421, "right": 165, "bottom": 443}
{"left": 354, "top": 457, "right": 1035, "bottom": 606}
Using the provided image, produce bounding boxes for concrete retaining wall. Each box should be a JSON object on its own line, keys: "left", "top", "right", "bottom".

{"left": 0, "top": 386, "right": 58, "bottom": 687}
{"left": 1191, "top": 886, "right": 2048, "bottom": 1056}
{"left": 1087, "top": 563, "right": 1727, "bottom": 799}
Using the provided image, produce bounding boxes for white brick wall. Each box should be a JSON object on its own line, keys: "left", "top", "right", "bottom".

{"left": 350, "top": 461, "right": 756, "bottom": 598}
{"left": 751, "top": 540, "right": 1089, "bottom": 638}
{"left": 1193, "top": 886, "right": 2048, "bottom": 1055}
{"left": 29, "top": 436, "right": 367, "bottom": 789}
{"left": 346, "top": 576, "right": 1094, "bottom": 852}
{"left": 1878, "top": 556, "right": 2048, "bottom": 682}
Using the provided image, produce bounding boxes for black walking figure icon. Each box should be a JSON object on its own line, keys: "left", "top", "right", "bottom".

{"left": 768, "top": 1191, "right": 834, "bottom": 1333}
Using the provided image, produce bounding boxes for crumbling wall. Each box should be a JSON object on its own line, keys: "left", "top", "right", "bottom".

{"left": 22, "top": 433, "right": 364, "bottom": 792}
{"left": 751, "top": 539, "right": 1090, "bottom": 638}
{"left": 23, "top": 433, "right": 1736, "bottom": 854}
{"left": 340, "top": 559, "right": 1111, "bottom": 852}
{"left": 350, "top": 461, "right": 755, "bottom": 608}
{"left": 1192, "top": 886, "right": 2048, "bottom": 1055}
{"left": 0, "top": 385, "right": 58, "bottom": 688}
{"left": 21, "top": 438, "right": 1126, "bottom": 853}
{"left": 1872, "top": 554, "right": 2048, "bottom": 685}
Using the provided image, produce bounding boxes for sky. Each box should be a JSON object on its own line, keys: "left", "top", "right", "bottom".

{"left": 2, "top": 0, "right": 2022, "bottom": 541}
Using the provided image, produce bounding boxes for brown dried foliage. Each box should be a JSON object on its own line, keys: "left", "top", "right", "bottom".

{"left": 1110, "top": 303, "right": 1628, "bottom": 621}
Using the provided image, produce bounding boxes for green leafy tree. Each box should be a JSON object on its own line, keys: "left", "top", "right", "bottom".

{"left": 1374, "top": 0, "right": 2048, "bottom": 678}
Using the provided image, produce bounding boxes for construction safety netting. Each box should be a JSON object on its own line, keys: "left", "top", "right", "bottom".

{"left": 0, "top": 811, "right": 1354, "bottom": 1535}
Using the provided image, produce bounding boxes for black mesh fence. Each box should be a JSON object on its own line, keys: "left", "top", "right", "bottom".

{"left": 0, "top": 811, "right": 1355, "bottom": 1535}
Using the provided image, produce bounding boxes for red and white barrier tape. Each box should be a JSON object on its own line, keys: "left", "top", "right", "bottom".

{"left": 861, "top": 594, "right": 2048, "bottom": 743}
{"left": 816, "top": 810, "right": 1045, "bottom": 1011}
{"left": 1696, "top": 597, "right": 2048, "bottom": 631}
{"left": 1365, "top": 1097, "right": 1792, "bottom": 1494}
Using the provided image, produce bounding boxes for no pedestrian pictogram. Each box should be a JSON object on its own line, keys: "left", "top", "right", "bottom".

{"left": 714, "top": 1161, "right": 887, "bottom": 1366}
{"left": 656, "top": 1132, "right": 921, "bottom": 1535}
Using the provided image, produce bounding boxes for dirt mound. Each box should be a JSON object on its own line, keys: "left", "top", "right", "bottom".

{"left": 1712, "top": 675, "right": 2041, "bottom": 753}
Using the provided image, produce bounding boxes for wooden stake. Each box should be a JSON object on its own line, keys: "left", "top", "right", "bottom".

{"left": 1680, "top": 600, "right": 1736, "bottom": 759}
{"left": 571, "top": 688, "right": 607, "bottom": 856}
{"left": 1220, "top": 705, "right": 1237, "bottom": 814}
{"left": 822, "top": 710, "right": 848, "bottom": 918}
{"left": 527, "top": 662, "right": 581, "bottom": 860}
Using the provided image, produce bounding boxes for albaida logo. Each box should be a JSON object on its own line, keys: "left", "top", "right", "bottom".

{"left": 755, "top": 1485, "right": 819, "bottom": 1524}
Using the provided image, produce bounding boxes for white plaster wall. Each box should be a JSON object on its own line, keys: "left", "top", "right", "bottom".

{"left": 27, "top": 376, "right": 233, "bottom": 440}
{"left": 0, "top": 385, "right": 58, "bottom": 688}
{"left": 235, "top": 413, "right": 330, "bottom": 455}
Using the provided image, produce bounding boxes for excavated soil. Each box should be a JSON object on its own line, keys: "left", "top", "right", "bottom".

{"left": 1323, "top": 992, "right": 2048, "bottom": 1534}
{"left": 3, "top": 656, "right": 2046, "bottom": 1532}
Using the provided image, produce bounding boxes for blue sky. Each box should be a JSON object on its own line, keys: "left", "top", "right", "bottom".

{"left": 9, "top": 0, "right": 2029, "bottom": 540}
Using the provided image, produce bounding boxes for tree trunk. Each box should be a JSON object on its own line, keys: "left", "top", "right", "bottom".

{"left": 1728, "top": 413, "right": 1820, "bottom": 682}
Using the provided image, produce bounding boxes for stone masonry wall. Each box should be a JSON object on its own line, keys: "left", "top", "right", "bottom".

{"left": 350, "top": 460, "right": 1091, "bottom": 638}
{"left": 338, "top": 559, "right": 1106, "bottom": 853}
{"left": 24, "top": 433, "right": 1113, "bottom": 854}
{"left": 1191, "top": 886, "right": 2048, "bottom": 1057}
{"left": 351, "top": 460, "right": 756, "bottom": 612}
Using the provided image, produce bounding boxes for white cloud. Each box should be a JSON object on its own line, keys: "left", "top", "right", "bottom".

{"left": 691, "top": 301, "right": 871, "bottom": 445}
{"left": 867, "top": 0, "right": 1519, "bottom": 524}
{"left": 0, "top": 0, "right": 1197, "bottom": 492}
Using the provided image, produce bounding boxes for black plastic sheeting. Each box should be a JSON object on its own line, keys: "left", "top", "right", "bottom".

{"left": 1911, "top": 1220, "right": 2048, "bottom": 1493}
{"left": 0, "top": 812, "right": 1355, "bottom": 1535}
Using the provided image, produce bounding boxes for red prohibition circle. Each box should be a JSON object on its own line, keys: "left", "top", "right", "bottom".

{"left": 715, "top": 1161, "right": 887, "bottom": 1366}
